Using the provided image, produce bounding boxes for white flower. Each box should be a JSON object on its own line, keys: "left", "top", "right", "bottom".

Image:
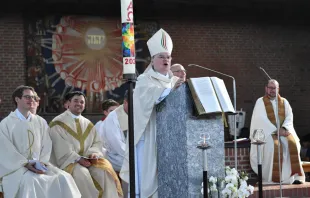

{"left": 209, "top": 176, "right": 217, "bottom": 183}
{"left": 210, "top": 183, "right": 218, "bottom": 191}
{"left": 247, "top": 185, "right": 254, "bottom": 194}
{"left": 230, "top": 168, "right": 239, "bottom": 176}
{"left": 221, "top": 166, "right": 255, "bottom": 197}
{"left": 222, "top": 188, "right": 231, "bottom": 196}
{"left": 201, "top": 182, "right": 210, "bottom": 195}
{"left": 238, "top": 187, "right": 250, "bottom": 197}
{"left": 225, "top": 175, "right": 238, "bottom": 186}
{"left": 225, "top": 166, "right": 232, "bottom": 175}
{"left": 240, "top": 180, "right": 247, "bottom": 188}
{"left": 226, "top": 183, "right": 235, "bottom": 189}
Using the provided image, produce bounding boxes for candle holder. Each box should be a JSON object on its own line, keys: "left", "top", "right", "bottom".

{"left": 251, "top": 129, "right": 266, "bottom": 198}
{"left": 197, "top": 133, "right": 211, "bottom": 198}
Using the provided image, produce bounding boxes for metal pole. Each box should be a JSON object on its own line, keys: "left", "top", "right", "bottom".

{"left": 233, "top": 79, "right": 237, "bottom": 170}
{"left": 257, "top": 144, "right": 263, "bottom": 198}
{"left": 120, "top": 1, "right": 136, "bottom": 197}
{"left": 203, "top": 150, "right": 208, "bottom": 198}
{"left": 128, "top": 81, "right": 135, "bottom": 198}
{"left": 275, "top": 87, "right": 283, "bottom": 198}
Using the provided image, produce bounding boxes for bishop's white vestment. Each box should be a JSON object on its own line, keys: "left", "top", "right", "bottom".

{"left": 49, "top": 110, "right": 123, "bottom": 198}
{"left": 0, "top": 110, "right": 81, "bottom": 198}
{"left": 120, "top": 67, "right": 178, "bottom": 198}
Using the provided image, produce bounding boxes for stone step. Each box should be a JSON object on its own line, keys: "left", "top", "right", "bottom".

{"left": 249, "top": 182, "right": 310, "bottom": 198}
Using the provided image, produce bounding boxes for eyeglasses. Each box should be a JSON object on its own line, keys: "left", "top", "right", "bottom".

{"left": 267, "top": 87, "right": 277, "bottom": 90}
{"left": 173, "top": 70, "right": 187, "bottom": 73}
{"left": 22, "top": 95, "right": 35, "bottom": 100}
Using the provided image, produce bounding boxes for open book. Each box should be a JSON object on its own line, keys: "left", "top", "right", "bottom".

{"left": 188, "top": 77, "right": 235, "bottom": 116}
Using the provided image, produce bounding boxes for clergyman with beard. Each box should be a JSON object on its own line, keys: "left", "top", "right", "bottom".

{"left": 249, "top": 79, "right": 305, "bottom": 184}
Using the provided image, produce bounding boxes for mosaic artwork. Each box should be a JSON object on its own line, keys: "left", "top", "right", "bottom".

{"left": 25, "top": 16, "right": 158, "bottom": 114}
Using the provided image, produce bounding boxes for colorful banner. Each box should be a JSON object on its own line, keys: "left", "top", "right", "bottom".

{"left": 25, "top": 16, "right": 156, "bottom": 114}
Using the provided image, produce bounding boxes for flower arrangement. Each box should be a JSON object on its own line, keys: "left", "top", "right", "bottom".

{"left": 201, "top": 166, "right": 254, "bottom": 198}
{"left": 222, "top": 166, "right": 254, "bottom": 198}
{"left": 209, "top": 176, "right": 218, "bottom": 192}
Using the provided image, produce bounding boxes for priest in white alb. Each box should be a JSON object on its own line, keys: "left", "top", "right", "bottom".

{"left": 0, "top": 85, "right": 81, "bottom": 198}
{"left": 98, "top": 91, "right": 128, "bottom": 172}
{"left": 250, "top": 79, "right": 305, "bottom": 184}
{"left": 49, "top": 91, "right": 123, "bottom": 198}
{"left": 120, "top": 28, "right": 185, "bottom": 198}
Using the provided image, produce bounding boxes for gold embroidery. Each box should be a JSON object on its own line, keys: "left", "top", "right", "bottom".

{"left": 64, "top": 163, "right": 76, "bottom": 175}
{"left": 92, "top": 158, "right": 123, "bottom": 197}
{"left": 91, "top": 176, "right": 103, "bottom": 198}
{"left": 49, "top": 120, "right": 94, "bottom": 156}
{"left": 263, "top": 95, "right": 285, "bottom": 127}
{"left": 27, "top": 130, "right": 34, "bottom": 159}
{"left": 50, "top": 120, "right": 123, "bottom": 196}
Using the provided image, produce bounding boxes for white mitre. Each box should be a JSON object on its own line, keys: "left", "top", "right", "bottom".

{"left": 147, "top": 28, "right": 173, "bottom": 57}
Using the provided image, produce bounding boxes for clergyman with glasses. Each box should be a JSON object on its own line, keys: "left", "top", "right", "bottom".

{"left": 249, "top": 79, "right": 305, "bottom": 184}
{"left": 0, "top": 85, "right": 81, "bottom": 198}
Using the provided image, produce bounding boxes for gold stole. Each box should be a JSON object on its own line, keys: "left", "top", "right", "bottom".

{"left": 263, "top": 95, "right": 302, "bottom": 182}
{"left": 50, "top": 119, "right": 123, "bottom": 197}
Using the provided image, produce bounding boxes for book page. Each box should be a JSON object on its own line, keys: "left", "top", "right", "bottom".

{"left": 210, "top": 77, "right": 235, "bottom": 113}
{"left": 190, "top": 77, "right": 221, "bottom": 113}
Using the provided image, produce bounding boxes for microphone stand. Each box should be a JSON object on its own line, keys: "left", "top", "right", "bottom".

{"left": 188, "top": 64, "right": 238, "bottom": 170}
{"left": 259, "top": 67, "right": 282, "bottom": 198}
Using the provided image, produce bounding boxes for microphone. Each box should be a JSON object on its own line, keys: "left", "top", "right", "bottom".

{"left": 188, "top": 63, "right": 239, "bottom": 170}
{"left": 188, "top": 64, "right": 235, "bottom": 80}
{"left": 259, "top": 67, "right": 272, "bottom": 80}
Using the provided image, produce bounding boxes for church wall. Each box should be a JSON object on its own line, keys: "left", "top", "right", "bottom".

{"left": 0, "top": 15, "right": 26, "bottom": 119}
{"left": 0, "top": 15, "right": 310, "bottom": 139}
{"left": 159, "top": 19, "right": 310, "bottom": 138}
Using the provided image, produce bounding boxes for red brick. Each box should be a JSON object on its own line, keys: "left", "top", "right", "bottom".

{"left": 0, "top": 15, "right": 26, "bottom": 118}
{"left": 161, "top": 20, "right": 310, "bottom": 138}
{"left": 1, "top": 15, "right": 310, "bottom": 140}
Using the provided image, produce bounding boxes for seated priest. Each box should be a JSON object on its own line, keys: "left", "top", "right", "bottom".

{"left": 49, "top": 91, "right": 123, "bottom": 198}
{"left": 250, "top": 79, "right": 305, "bottom": 184}
{"left": 0, "top": 85, "right": 81, "bottom": 198}
{"left": 98, "top": 91, "right": 128, "bottom": 172}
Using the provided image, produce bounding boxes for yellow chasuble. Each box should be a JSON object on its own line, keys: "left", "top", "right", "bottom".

{"left": 263, "top": 95, "right": 302, "bottom": 182}
{"left": 49, "top": 110, "right": 123, "bottom": 197}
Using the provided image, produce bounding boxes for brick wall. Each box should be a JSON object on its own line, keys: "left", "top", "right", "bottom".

{"left": 0, "top": 16, "right": 310, "bottom": 139}
{"left": 0, "top": 15, "right": 26, "bottom": 119}
{"left": 160, "top": 19, "right": 310, "bottom": 138}
{"left": 225, "top": 147, "right": 257, "bottom": 180}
